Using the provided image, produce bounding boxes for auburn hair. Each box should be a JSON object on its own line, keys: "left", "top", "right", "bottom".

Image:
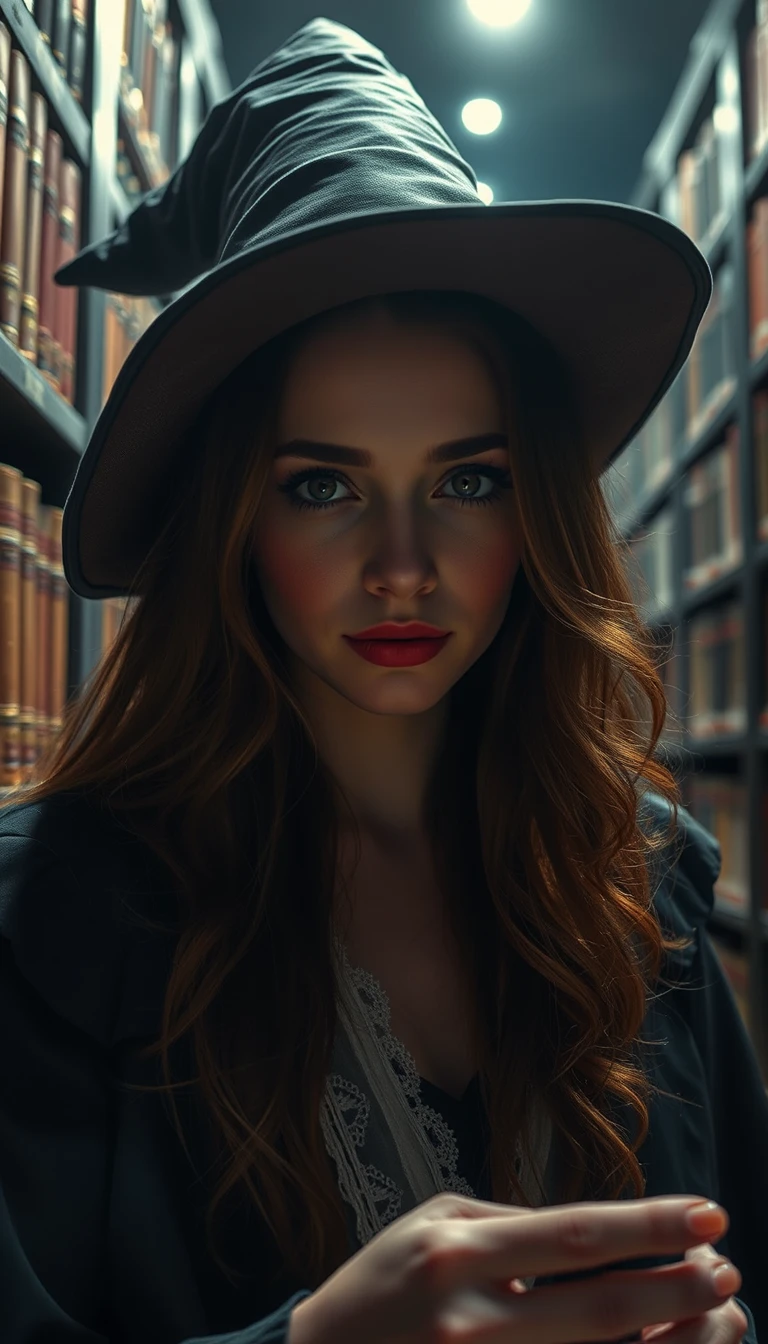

{"left": 3, "top": 290, "right": 693, "bottom": 1290}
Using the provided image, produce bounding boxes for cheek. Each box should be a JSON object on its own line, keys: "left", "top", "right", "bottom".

{"left": 254, "top": 530, "right": 339, "bottom": 629}
{"left": 456, "top": 534, "right": 522, "bottom": 612}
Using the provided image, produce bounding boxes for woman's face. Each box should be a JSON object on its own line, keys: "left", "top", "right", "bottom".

{"left": 251, "top": 308, "right": 523, "bottom": 719}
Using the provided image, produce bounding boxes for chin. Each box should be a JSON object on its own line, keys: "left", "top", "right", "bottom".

{"left": 338, "top": 682, "right": 452, "bottom": 716}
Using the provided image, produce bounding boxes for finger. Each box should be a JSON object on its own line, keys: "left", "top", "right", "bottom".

{"left": 684, "top": 1244, "right": 721, "bottom": 1264}
{"left": 424, "top": 1197, "right": 730, "bottom": 1287}
{"left": 641, "top": 1301, "right": 749, "bottom": 1344}
{"left": 486, "top": 1258, "right": 743, "bottom": 1344}
{"left": 640, "top": 1316, "right": 710, "bottom": 1344}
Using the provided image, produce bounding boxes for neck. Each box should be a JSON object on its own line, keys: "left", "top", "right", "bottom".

{"left": 288, "top": 654, "right": 450, "bottom": 836}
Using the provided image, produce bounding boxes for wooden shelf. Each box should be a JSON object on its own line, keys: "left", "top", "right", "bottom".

{"left": 0, "top": 329, "right": 87, "bottom": 466}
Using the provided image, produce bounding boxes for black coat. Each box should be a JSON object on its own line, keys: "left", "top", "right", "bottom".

{"left": 0, "top": 790, "right": 766, "bottom": 1344}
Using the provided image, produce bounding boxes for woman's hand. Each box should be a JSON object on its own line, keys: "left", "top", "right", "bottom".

{"left": 640, "top": 1243, "right": 749, "bottom": 1344}
{"left": 288, "top": 1192, "right": 747, "bottom": 1344}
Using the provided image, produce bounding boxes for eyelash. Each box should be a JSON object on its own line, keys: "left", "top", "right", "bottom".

{"left": 277, "top": 464, "right": 513, "bottom": 512}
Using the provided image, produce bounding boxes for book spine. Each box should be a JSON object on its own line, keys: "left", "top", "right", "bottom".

{"left": 0, "top": 465, "right": 23, "bottom": 788}
{"left": 19, "top": 92, "right": 47, "bottom": 360}
{"left": 129, "top": 0, "right": 147, "bottom": 95}
{"left": 0, "top": 48, "right": 30, "bottom": 347}
{"left": 120, "top": 0, "right": 135, "bottom": 98}
{"left": 51, "top": 0, "right": 71, "bottom": 75}
{"left": 55, "top": 157, "right": 81, "bottom": 403}
{"left": 34, "top": 0, "right": 55, "bottom": 45}
{"left": 142, "top": 12, "right": 158, "bottom": 129}
{"left": 161, "top": 31, "right": 177, "bottom": 171}
{"left": 152, "top": 24, "right": 172, "bottom": 169}
{"left": 67, "top": 0, "right": 87, "bottom": 102}
{"left": 0, "top": 22, "right": 9, "bottom": 237}
{"left": 37, "top": 127, "right": 62, "bottom": 387}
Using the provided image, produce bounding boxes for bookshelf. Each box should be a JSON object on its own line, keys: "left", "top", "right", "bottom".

{"left": 610, "top": 0, "right": 768, "bottom": 1075}
{"left": 0, "top": 0, "right": 229, "bottom": 722}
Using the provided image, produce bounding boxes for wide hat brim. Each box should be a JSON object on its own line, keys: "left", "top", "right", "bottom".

{"left": 61, "top": 198, "right": 711, "bottom": 599}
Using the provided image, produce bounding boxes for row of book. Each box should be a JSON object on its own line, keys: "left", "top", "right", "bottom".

{"left": 621, "top": 428, "right": 741, "bottom": 617}
{"left": 644, "top": 601, "right": 746, "bottom": 740}
{"left": 0, "top": 26, "right": 81, "bottom": 401}
{"left": 102, "top": 291, "right": 159, "bottom": 404}
{"left": 602, "top": 269, "right": 736, "bottom": 527}
{"left": 675, "top": 112, "right": 726, "bottom": 254}
{"left": 120, "top": 0, "right": 181, "bottom": 188}
{"left": 603, "top": 145, "right": 768, "bottom": 521}
{"left": 682, "top": 422, "right": 742, "bottom": 588}
{"left": 24, "top": 0, "right": 88, "bottom": 105}
{"left": 686, "top": 261, "right": 736, "bottom": 445}
{"left": 686, "top": 599, "right": 746, "bottom": 738}
{"left": 0, "top": 461, "right": 68, "bottom": 784}
{"left": 684, "top": 774, "right": 765, "bottom": 918}
{"left": 0, "top": 459, "right": 133, "bottom": 787}
{"left": 628, "top": 505, "right": 675, "bottom": 619}
{"left": 609, "top": 389, "right": 768, "bottom": 557}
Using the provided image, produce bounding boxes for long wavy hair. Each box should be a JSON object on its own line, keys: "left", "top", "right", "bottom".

{"left": 2, "top": 289, "right": 692, "bottom": 1291}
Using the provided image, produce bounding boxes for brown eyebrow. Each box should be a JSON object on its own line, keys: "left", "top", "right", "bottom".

{"left": 273, "top": 431, "right": 508, "bottom": 467}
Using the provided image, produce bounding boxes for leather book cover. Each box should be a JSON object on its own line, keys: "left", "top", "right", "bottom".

{"left": 0, "top": 48, "right": 30, "bottom": 347}
{"left": 20, "top": 92, "right": 48, "bottom": 360}
{"left": 52, "top": 0, "right": 71, "bottom": 75}
{"left": 68, "top": 0, "right": 88, "bottom": 103}
{"left": 157, "top": 29, "right": 177, "bottom": 173}
{"left": 142, "top": 18, "right": 157, "bottom": 130}
{"left": 37, "top": 126, "right": 62, "bottom": 387}
{"left": 120, "top": 0, "right": 135, "bottom": 98}
{"left": 130, "top": 0, "right": 150, "bottom": 108}
{"left": 55, "top": 156, "right": 80, "bottom": 403}
{"left": 34, "top": 0, "right": 55, "bottom": 46}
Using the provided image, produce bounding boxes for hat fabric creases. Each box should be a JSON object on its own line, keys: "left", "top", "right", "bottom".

{"left": 54, "top": 15, "right": 713, "bottom": 600}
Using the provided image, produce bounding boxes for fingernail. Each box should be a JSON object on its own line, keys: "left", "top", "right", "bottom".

{"left": 712, "top": 1264, "right": 741, "bottom": 1296}
{"left": 685, "top": 1202, "right": 726, "bottom": 1233}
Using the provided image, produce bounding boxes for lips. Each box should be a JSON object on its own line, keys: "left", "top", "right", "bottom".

{"left": 348, "top": 622, "right": 450, "bottom": 640}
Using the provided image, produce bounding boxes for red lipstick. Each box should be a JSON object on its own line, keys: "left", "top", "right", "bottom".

{"left": 343, "top": 621, "right": 453, "bottom": 667}
{"left": 348, "top": 621, "right": 450, "bottom": 640}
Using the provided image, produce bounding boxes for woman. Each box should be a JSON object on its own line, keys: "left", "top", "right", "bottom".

{"left": 0, "top": 16, "right": 765, "bottom": 1344}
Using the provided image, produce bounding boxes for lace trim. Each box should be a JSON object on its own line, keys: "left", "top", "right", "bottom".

{"left": 341, "top": 946, "right": 524, "bottom": 1185}
{"left": 320, "top": 943, "right": 525, "bottom": 1250}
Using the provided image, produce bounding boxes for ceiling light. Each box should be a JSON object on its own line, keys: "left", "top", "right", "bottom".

{"left": 461, "top": 98, "right": 503, "bottom": 135}
{"left": 466, "top": 0, "right": 532, "bottom": 28}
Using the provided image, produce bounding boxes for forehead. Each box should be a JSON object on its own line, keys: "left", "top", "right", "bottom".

{"left": 278, "top": 312, "right": 503, "bottom": 433}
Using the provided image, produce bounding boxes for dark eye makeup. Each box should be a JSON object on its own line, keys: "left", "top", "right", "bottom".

{"left": 276, "top": 463, "right": 513, "bottom": 513}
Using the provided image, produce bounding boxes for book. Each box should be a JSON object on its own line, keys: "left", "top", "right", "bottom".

{"left": 51, "top": 0, "right": 71, "bottom": 76}
{"left": 67, "top": 0, "right": 88, "bottom": 103}
{"left": 34, "top": 0, "right": 55, "bottom": 46}
{"left": 0, "top": 47, "right": 30, "bottom": 347}
{"left": 19, "top": 92, "right": 47, "bottom": 360}
{"left": 37, "top": 126, "right": 62, "bottom": 387}
{"left": 54, "top": 157, "right": 81, "bottom": 403}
